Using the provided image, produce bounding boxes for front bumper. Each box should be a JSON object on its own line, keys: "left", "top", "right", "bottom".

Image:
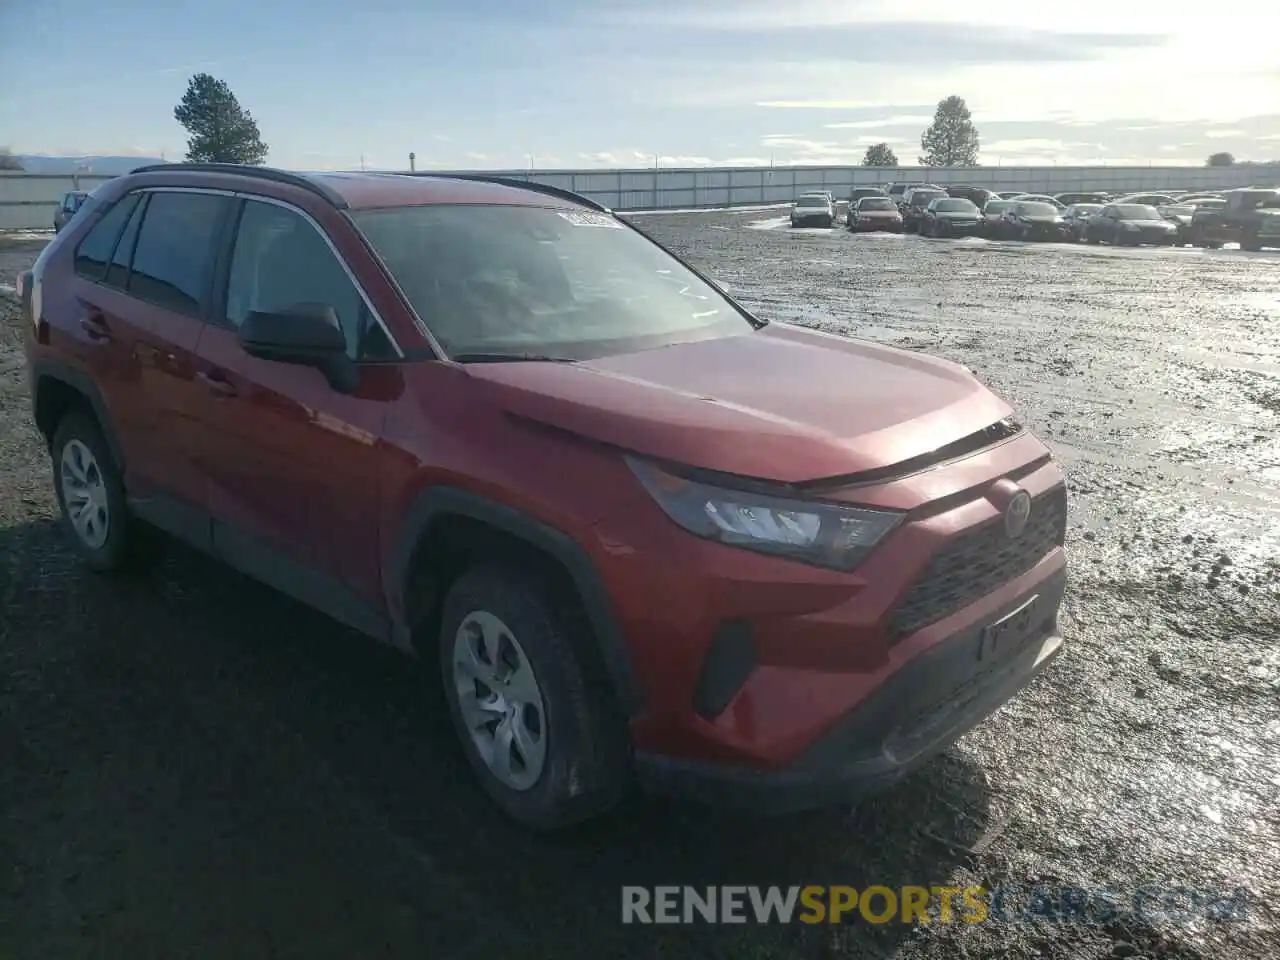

{"left": 1019, "top": 223, "right": 1070, "bottom": 241}
{"left": 636, "top": 565, "right": 1066, "bottom": 813}
{"left": 852, "top": 218, "right": 903, "bottom": 232}
{"left": 937, "top": 220, "right": 982, "bottom": 235}
{"left": 792, "top": 215, "right": 833, "bottom": 227}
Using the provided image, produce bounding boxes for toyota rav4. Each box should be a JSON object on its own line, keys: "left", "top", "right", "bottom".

{"left": 19, "top": 164, "right": 1068, "bottom": 829}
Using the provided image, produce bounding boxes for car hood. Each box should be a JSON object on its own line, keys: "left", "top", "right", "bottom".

{"left": 463, "top": 324, "right": 1012, "bottom": 484}
{"left": 1019, "top": 215, "right": 1062, "bottom": 224}
{"left": 938, "top": 210, "right": 980, "bottom": 219}
{"left": 860, "top": 209, "right": 900, "bottom": 216}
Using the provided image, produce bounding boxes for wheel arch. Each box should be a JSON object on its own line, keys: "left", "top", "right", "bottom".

{"left": 29, "top": 359, "right": 124, "bottom": 471}
{"left": 391, "top": 486, "right": 643, "bottom": 718}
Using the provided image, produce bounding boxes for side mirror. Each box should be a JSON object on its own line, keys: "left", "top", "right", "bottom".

{"left": 238, "top": 303, "right": 359, "bottom": 393}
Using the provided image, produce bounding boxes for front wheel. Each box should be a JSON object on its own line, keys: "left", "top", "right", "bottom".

{"left": 439, "top": 566, "right": 630, "bottom": 829}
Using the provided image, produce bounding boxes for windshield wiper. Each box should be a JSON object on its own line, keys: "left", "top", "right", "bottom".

{"left": 450, "top": 352, "right": 578, "bottom": 364}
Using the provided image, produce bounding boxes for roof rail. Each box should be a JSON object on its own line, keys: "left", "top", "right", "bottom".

{"left": 128, "top": 163, "right": 348, "bottom": 209}
{"left": 409, "top": 172, "right": 611, "bottom": 213}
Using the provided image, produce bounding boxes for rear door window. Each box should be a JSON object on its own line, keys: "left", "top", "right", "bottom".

{"left": 127, "top": 191, "right": 228, "bottom": 317}
{"left": 73, "top": 194, "right": 141, "bottom": 282}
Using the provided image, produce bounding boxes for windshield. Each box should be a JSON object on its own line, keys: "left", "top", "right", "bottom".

{"left": 1072, "top": 204, "right": 1102, "bottom": 214}
{"left": 352, "top": 205, "right": 753, "bottom": 361}
{"left": 1013, "top": 202, "right": 1059, "bottom": 217}
{"left": 796, "top": 196, "right": 829, "bottom": 207}
{"left": 934, "top": 199, "right": 978, "bottom": 213}
{"left": 858, "top": 197, "right": 896, "bottom": 211}
{"left": 1114, "top": 204, "right": 1161, "bottom": 219}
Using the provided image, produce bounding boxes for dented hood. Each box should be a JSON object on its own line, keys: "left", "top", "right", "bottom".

{"left": 463, "top": 324, "right": 1012, "bottom": 484}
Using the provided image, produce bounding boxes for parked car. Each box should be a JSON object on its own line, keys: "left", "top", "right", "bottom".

{"left": 1175, "top": 193, "right": 1223, "bottom": 204}
{"left": 1156, "top": 203, "right": 1199, "bottom": 245}
{"left": 979, "top": 199, "right": 1014, "bottom": 236}
{"left": 994, "top": 191, "right": 1026, "bottom": 200}
{"left": 885, "top": 181, "right": 928, "bottom": 203}
{"left": 999, "top": 201, "right": 1071, "bottom": 241}
{"left": 1187, "top": 188, "right": 1280, "bottom": 251}
{"left": 1082, "top": 203, "right": 1179, "bottom": 246}
{"left": 846, "top": 187, "right": 887, "bottom": 222}
{"left": 945, "top": 185, "right": 995, "bottom": 208}
{"left": 848, "top": 195, "right": 904, "bottom": 233}
{"left": 53, "top": 191, "right": 89, "bottom": 233}
{"left": 1061, "top": 203, "right": 1104, "bottom": 240}
{"left": 791, "top": 193, "right": 835, "bottom": 227}
{"left": 1054, "top": 192, "right": 1111, "bottom": 207}
{"left": 921, "top": 197, "right": 983, "bottom": 237}
{"left": 900, "top": 187, "right": 948, "bottom": 232}
{"left": 804, "top": 190, "right": 837, "bottom": 206}
{"left": 1009, "top": 194, "right": 1066, "bottom": 211}
{"left": 18, "top": 163, "right": 1069, "bottom": 828}
{"left": 1113, "top": 193, "right": 1178, "bottom": 207}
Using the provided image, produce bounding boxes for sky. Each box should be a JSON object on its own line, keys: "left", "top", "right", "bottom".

{"left": 2, "top": 0, "right": 1279, "bottom": 170}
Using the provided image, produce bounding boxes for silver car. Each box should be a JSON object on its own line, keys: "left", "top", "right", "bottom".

{"left": 790, "top": 194, "right": 835, "bottom": 227}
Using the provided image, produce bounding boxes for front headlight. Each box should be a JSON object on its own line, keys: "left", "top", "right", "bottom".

{"left": 627, "top": 458, "right": 902, "bottom": 571}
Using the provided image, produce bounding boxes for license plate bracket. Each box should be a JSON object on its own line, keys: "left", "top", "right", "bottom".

{"left": 978, "top": 595, "right": 1039, "bottom": 662}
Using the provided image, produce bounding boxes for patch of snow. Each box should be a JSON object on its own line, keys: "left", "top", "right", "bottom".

{"left": 745, "top": 216, "right": 792, "bottom": 231}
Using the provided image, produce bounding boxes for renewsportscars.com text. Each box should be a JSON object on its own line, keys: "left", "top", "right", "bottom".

{"left": 621, "top": 884, "right": 1250, "bottom": 926}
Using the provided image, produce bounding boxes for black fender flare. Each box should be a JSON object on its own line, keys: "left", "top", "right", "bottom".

{"left": 391, "top": 486, "right": 643, "bottom": 717}
{"left": 28, "top": 357, "right": 125, "bottom": 471}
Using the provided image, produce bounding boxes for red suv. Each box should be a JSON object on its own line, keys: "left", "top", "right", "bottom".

{"left": 19, "top": 164, "right": 1068, "bottom": 829}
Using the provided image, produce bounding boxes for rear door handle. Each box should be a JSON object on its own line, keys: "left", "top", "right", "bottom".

{"left": 197, "top": 370, "right": 237, "bottom": 398}
{"left": 79, "top": 307, "right": 112, "bottom": 342}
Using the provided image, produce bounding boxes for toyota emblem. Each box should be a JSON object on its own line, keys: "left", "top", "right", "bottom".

{"left": 1004, "top": 490, "right": 1032, "bottom": 538}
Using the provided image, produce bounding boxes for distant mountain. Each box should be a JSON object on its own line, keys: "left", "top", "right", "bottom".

{"left": 13, "top": 155, "right": 167, "bottom": 175}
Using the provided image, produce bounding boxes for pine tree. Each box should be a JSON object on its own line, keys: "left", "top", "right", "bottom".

{"left": 173, "top": 74, "right": 268, "bottom": 165}
{"left": 919, "top": 96, "right": 980, "bottom": 167}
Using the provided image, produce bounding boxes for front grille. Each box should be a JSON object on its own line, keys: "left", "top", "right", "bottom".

{"left": 890, "top": 485, "right": 1067, "bottom": 640}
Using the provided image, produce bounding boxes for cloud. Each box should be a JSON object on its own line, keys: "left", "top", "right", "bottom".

{"left": 824, "top": 115, "right": 933, "bottom": 130}
{"left": 1203, "top": 129, "right": 1245, "bottom": 139}
{"left": 759, "top": 100, "right": 890, "bottom": 110}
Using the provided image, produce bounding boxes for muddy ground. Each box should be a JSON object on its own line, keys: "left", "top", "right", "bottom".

{"left": 1, "top": 220, "right": 1278, "bottom": 959}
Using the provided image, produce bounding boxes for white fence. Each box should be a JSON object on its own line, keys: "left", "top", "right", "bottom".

{"left": 0, "top": 173, "right": 116, "bottom": 230}
{"left": 451, "top": 164, "right": 1280, "bottom": 211}
{"left": 4, "top": 164, "right": 1279, "bottom": 228}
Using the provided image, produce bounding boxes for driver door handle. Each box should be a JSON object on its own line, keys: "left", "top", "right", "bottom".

{"left": 197, "top": 370, "right": 237, "bottom": 398}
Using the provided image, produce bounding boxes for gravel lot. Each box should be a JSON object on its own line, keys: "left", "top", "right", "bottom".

{"left": 2, "top": 218, "right": 1278, "bottom": 959}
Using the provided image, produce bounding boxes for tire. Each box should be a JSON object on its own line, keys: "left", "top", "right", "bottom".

{"left": 50, "top": 412, "right": 136, "bottom": 572}
{"left": 438, "top": 565, "right": 630, "bottom": 829}
{"left": 1242, "top": 230, "right": 1261, "bottom": 252}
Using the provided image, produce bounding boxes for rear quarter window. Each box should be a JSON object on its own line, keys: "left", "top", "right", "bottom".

{"left": 73, "top": 194, "right": 141, "bottom": 282}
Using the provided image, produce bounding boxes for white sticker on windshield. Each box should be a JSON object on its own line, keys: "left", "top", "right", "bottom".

{"left": 556, "top": 210, "right": 623, "bottom": 228}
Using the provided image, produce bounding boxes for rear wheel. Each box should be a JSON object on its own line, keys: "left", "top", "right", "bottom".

{"left": 438, "top": 566, "right": 630, "bottom": 829}
{"left": 51, "top": 412, "right": 136, "bottom": 572}
{"left": 1241, "top": 229, "right": 1261, "bottom": 252}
